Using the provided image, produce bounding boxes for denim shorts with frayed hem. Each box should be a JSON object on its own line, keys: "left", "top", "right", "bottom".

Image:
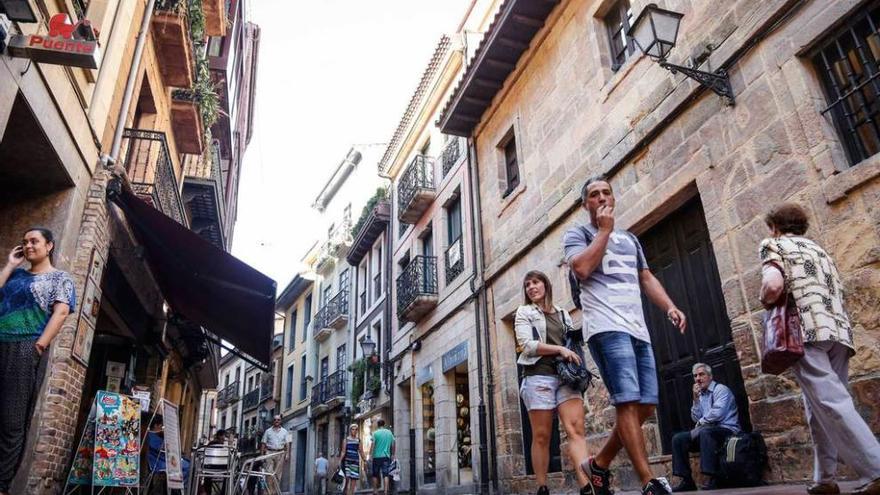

{"left": 519, "top": 375, "right": 583, "bottom": 411}
{"left": 588, "top": 330, "right": 659, "bottom": 405}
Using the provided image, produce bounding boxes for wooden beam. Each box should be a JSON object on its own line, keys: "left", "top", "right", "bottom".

{"left": 463, "top": 95, "right": 491, "bottom": 106}
{"left": 498, "top": 37, "right": 529, "bottom": 51}
{"left": 485, "top": 58, "right": 515, "bottom": 71}
{"left": 473, "top": 77, "right": 503, "bottom": 90}
{"left": 456, "top": 114, "right": 481, "bottom": 124}
{"left": 511, "top": 14, "right": 544, "bottom": 28}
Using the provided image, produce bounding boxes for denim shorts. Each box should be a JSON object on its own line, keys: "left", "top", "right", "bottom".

{"left": 519, "top": 375, "right": 583, "bottom": 411}
{"left": 587, "top": 331, "right": 659, "bottom": 405}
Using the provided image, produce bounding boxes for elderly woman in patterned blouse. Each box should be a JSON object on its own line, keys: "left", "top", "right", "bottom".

{"left": 759, "top": 203, "right": 880, "bottom": 495}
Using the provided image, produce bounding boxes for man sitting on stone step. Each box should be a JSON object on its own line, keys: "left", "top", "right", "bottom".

{"left": 671, "top": 363, "right": 740, "bottom": 492}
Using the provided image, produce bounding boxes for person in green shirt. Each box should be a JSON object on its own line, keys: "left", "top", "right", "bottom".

{"left": 370, "top": 419, "right": 395, "bottom": 495}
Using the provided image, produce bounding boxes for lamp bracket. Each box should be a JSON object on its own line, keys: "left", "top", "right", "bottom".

{"left": 659, "top": 60, "right": 735, "bottom": 106}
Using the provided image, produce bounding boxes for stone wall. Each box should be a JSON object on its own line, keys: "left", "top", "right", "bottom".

{"left": 471, "top": 0, "right": 880, "bottom": 492}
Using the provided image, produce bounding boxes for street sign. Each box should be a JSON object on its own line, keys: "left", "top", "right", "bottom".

{"left": 6, "top": 13, "right": 101, "bottom": 69}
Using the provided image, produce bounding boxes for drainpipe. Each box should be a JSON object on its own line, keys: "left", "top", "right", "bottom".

{"left": 102, "top": 0, "right": 156, "bottom": 167}
{"left": 464, "top": 135, "right": 495, "bottom": 494}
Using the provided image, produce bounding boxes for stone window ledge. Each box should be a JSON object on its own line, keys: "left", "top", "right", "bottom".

{"left": 497, "top": 184, "right": 527, "bottom": 218}
{"left": 822, "top": 156, "right": 880, "bottom": 204}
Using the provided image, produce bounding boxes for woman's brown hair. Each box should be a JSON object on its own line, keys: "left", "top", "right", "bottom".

{"left": 764, "top": 203, "right": 809, "bottom": 236}
{"left": 522, "top": 270, "right": 553, "bottom": 308}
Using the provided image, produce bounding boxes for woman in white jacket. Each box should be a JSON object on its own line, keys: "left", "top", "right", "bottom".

{"left": 515, "top": 270, "right": 591, "bottom": 495}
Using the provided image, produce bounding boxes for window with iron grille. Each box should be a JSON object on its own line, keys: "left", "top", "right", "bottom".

{"left": 605, "top": 0, "right": 635, "bottom": 71}
{"left": 72, "top": 0, "right": 90, "bottom": 19}
{"left": 813, "top": 2, "right": 880, "bottom": 166}
{"left": 503, "top": 136, "right": 520, "bottom": 196}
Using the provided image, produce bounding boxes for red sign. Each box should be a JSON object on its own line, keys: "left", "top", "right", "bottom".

{"left": 7, "top": 14, "right": 101, "bottom": 69}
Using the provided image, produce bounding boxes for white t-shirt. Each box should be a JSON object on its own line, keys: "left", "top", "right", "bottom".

{"left": 262, "top": 426, "right": 291, "bottom": 450}
{"left": 563, "top": 224, "right": 651, "bottom": 343}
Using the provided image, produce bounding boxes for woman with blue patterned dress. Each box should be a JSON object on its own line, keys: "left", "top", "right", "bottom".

{"left": 0, "top": 228, "right": 76, "bottom": 495}
{"left": 338, "top": 423, "right": 365, "bottom": 495}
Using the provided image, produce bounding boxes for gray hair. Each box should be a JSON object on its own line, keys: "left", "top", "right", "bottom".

{"left": 692, "top": 362, "right": 712, "bottom": 376}
{"left": 580, "top": 175, "right": 612, "bottom": 202}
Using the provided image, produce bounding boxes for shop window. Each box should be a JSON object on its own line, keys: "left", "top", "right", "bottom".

{"left": 813, "top": 2, "right": 880, "bottom": 166}
{"left": 422, "top": 383, "right": 436, "bottom": 484}
{"left": 605, "top": 0, "right": 635, "bottom": 71}
{"left": 455, "top": 371, "right": 473, "bottom": 484}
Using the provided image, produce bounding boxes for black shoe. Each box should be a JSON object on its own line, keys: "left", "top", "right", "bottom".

{"left": 700, "top": 477, "right": 717, "bottom": 490}
{"left": 536, "top": 485, "right": 549, "bottom": 495}
{"left": 642, "top": 478, "right": 673, "bottom": 495}
{"left": 671, "top": 477, "right": 697, "bottom": 492}
{"left": 580, "top": 457, "right": 614, "bottom": 495}
{"left": 580, "top": 484, "right": 595, "bottom": 495}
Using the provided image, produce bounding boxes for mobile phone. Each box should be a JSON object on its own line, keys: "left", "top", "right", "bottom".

{"left": 13, "top": 246, "right": 24, "bottom": 259}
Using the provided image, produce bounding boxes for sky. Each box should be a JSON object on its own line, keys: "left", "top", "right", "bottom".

{"left": 231, "top": 0, "right": 476, "bottom": 289}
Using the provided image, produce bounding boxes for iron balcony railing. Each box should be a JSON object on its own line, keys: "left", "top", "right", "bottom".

{"left": 120, "top": 128, "right": 187, "bottom": 225}
{"left": 310, "top": 370, "right": 347, "bottom": 408}
{"left": 242, "top": 388, "right": 259, "bottom": 411}
{"left": 314, "top": 290, "right": 349, "bottom": 332}
{"left": 396, "top": 256, "right": 438, "bottom": 317}
{"left": 445, "top": 239, "right": 464, "bottom": 284}
{"left": 241, "top": 376, "right": 274, "bottom": 411}
{"left": 441, "top": 138, "right": 463, "bottom": 177}
{"left": 397, "top": 154, "right": 435, "bottom": 221}
{"left": 217, "top": 380, "right": 240, "bottom": 408}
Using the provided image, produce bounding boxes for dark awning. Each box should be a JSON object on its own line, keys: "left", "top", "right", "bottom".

{"left": 108, "top": 179, "right": 276, "bottom": 365}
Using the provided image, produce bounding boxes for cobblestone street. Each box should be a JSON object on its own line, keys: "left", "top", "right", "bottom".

{"left": 612, "top": 481, "right": 865, "bottom": 495}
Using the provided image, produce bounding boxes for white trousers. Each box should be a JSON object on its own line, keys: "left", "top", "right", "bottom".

{"left": 791, "top": 341, "right": 880, "bottom": 484}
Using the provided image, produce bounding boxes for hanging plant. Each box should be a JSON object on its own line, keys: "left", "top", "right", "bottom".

{"left": 348, "top": 359, "right": 367, "bottom": 403}
{"left": 367, "top": 375, "right": 382, "bottom": 395}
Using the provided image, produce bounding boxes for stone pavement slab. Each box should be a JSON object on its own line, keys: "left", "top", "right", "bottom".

{"left": 613, "top": 481, "right": 863, "bottom": 495}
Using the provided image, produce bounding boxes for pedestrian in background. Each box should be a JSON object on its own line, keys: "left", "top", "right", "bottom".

{"left": 0, "top": 228, "right": 75, "bottom": 495}
{"left": 514, "top": 270, "right": 591, "bottom": 495}
{"left": 370, "top": 419, "right": 395, "bottom": 495}
{"left": 315, "top": 452, "right": 329, "bottom": 495}
{"left": 261, "top": 415, "right": 291, "bottom": 486}
{"left": 759, "top": 203, "right": 880, "bottom": 495}
{"left": 339, "top": 423, "right": 366, "bottom": 495}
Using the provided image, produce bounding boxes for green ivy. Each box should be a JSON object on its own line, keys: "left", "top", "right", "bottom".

{"left": 348, "top": 359, "right": 367, "bottom": 404}
{"left": 351, "top": 187, "right": 389, "bottom": 238}
{"left": 181, "top": 0, "right": 221, "bottom": 143}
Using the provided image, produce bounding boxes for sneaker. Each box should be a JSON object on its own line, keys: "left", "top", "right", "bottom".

{"left": 806, "top": 483, "right": 840, "bottom": 495}
{"left": 579, "top": 484, "right": 595, "bottom": 495}
{"left": 580, "top": 457, "right": 614, "bottom": 495}
{"left": 536, "top": 485, "right": 549, "bottom": 495}
{"left": 642, "top": 477, "right": 673, "bottom": 495}
{"left": 671, "top": 477, "right": 697, "bottom": 492}
{"left": 852, "top": 478, "right": 880, "bottom": 495}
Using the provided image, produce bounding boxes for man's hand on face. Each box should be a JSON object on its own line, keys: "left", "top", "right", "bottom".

{"left": 596, "top": 205, "right": 615, "bottom": 233}
{"left": 693, "top": 383, "right": 701, "bottom": 400}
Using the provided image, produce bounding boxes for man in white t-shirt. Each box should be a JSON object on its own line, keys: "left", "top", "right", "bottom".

{"left": 261, "top": 415, "right": 291, "bottom": 484}
{"left": 315, "top": 452, "right": 329, "bottom": 495}
{"left": 564, "top": 176, "right": 687, "bottom": 495}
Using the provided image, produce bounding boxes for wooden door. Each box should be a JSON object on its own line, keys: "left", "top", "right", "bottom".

{"left": 638, "top": 198, "right": 751, "bottom": 453}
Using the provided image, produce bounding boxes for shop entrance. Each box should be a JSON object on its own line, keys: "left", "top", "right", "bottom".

{"left": 452, "top": 366, "right": 473, "bottom": 485}
{"left": 638, "top": 198, "right": 752, "bottom": 453}
{"left": 294, "top": 428, "right": 307, "bottom": 493}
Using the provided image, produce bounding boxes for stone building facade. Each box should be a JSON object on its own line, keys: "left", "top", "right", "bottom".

{"left": 0, "top": 1, "right": 267, "bottom": 493}
{"left": 277, "top": 273, "right": 316, "bottom": 494}
{"left": 377, "top": 3, "right": 502, "bottom": 490}
{"left": 439, "top": 0, "right": 880, "bottom": 492}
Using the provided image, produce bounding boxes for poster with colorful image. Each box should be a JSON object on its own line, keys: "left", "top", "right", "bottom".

{"left": 93, "top": 391, "right": 141, "bottom": 487}
{"left": 66, "top": 404, "right": 96, "bottom": 486}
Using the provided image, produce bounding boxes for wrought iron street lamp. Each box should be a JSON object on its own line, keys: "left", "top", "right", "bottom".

{"left": 627, "top": 3, "right": 735, "bottom": 105}
{"left": 360, "top": 334, "right": 377, "bottom": 358}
